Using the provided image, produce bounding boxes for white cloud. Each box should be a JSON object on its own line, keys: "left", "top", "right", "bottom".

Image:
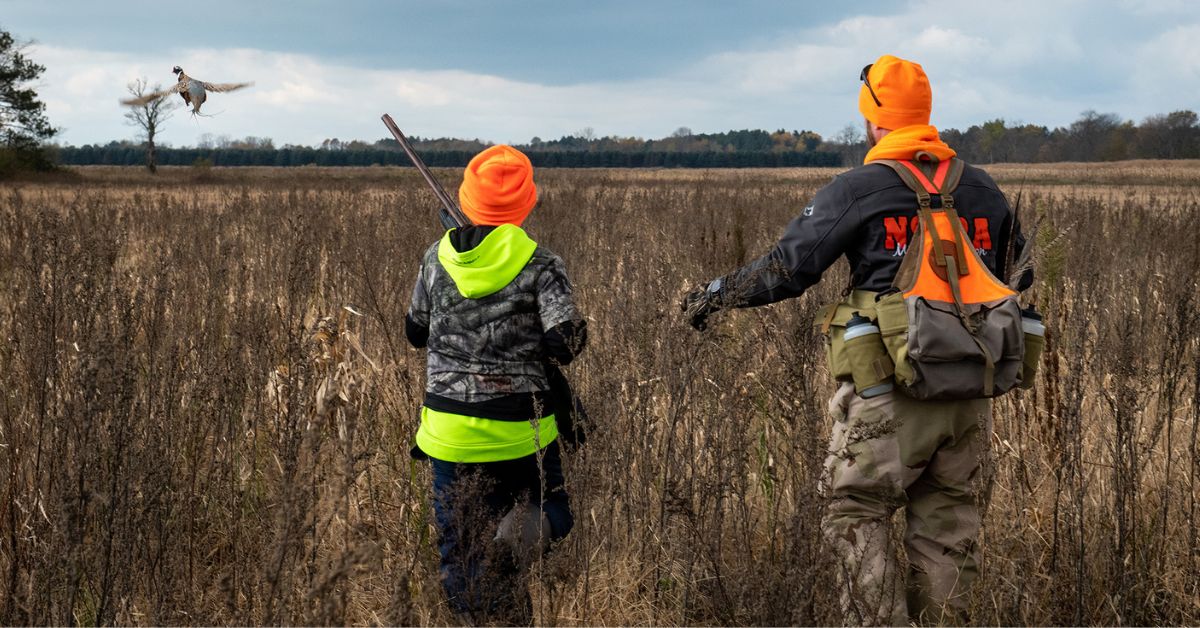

{"left": 702, "top": 45, "right": 852, "bottom": 94}
{"left": 1127, "top": 23, "right": 1200, "bottom": 120}
{"left": 912, "top": 26, "right": 987, "bottom": 54}
{"left": 33, "top": 43, "right": 771, "bottom": 146}
{"left": 29, "top": 0, "right": 1200, "bottom": 147}
{"left": 1118, "top": 0, "right": 1196, "bottom": 15}
{"left": 1136, "top": 23, "right": 1200, "bottom": 79}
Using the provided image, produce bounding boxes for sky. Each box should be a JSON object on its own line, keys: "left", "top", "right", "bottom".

{"left": 3, "top": 0, "right": 1198, "bottom": 148}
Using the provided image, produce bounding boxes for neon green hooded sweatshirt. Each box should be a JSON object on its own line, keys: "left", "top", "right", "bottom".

{"left": 416, "top": 224, "right": 558, "bottom": 462}
{"left": 436, "top": 224, "right": 538, "bottom": 298}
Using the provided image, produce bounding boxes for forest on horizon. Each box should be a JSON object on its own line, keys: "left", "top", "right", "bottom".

{"left": 52, "top": 109, "right": 1200, "bottom": 168}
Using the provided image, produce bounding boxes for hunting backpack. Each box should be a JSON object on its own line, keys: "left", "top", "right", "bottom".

{"left": 867, "top": 156, "right": 1027, "bottom": 399}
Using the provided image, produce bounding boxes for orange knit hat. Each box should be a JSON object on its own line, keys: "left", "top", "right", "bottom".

{"left": 858, "top": 54, "right": 932, "bottom": 130}
{"left": 458, "top": 145, "right": 538, "bottom": 226}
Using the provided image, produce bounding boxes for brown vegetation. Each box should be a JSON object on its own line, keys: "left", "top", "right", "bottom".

{"left": 1, "top": 162, "right": 1198, "bottom": 625}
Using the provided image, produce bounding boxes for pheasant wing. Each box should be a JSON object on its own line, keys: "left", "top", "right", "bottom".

{"left": 201, "top": 81, "right": 254, "bottom": 93}
{"left": 120, "top": 83, "right": 185, "bottom": 106}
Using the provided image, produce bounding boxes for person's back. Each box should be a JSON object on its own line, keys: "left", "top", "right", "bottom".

{"left": 406, "top": 145, "right": 585, "bottom": 624}
{"left": 413, "top": 224, "right": 580, "bottom": 459}
{"left": 682, "top": 55, "right": 1036, "bottom": 625}
{"left": 823, "top": 159, "right": 1024, "bottom": 292}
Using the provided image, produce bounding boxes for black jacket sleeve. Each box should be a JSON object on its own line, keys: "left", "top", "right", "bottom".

{"left": 405, "top": 313, "right": 429, "bottom": 349}
{"left": 715, "top": 176, "right": 859, "bottom": 308}
{"left": 406, "top": 253, "right": 433, "bottom": 348}
{"left": 543, "top": 319, "right": 587, "bottom": 365}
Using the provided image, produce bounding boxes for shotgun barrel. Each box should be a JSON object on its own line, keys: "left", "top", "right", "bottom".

{"left": 381, "top": 113, "right": 469, "bottom": 230}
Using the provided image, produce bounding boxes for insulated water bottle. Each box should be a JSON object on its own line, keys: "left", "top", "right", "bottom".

{"left": 843, "top": 312, "right": 894, "bottom": 398}
{"left": 1019, "top": 306, "right": 1045, "bottom": 389}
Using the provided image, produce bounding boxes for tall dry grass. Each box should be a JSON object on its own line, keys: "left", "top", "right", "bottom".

{"left": 0, "top": 162, "right": 1197, "bottom": 625}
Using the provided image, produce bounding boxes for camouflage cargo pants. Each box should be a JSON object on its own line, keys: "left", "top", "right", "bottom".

{"left": 821, "top": 382, "right": 994, "bottom": 626}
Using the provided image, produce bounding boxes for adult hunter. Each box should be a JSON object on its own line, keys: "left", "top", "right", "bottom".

{"left": 682, "top": 54, "right": 1039, "bottom": 625}
{"left": 406, "top": 145, "right": 586, "bottom": 624}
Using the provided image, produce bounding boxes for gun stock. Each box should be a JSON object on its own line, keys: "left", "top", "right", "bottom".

{"left": 381, "top": 113, "right": 469, "bottom": 229}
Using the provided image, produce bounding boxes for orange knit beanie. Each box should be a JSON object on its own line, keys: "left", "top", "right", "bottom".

{"left": 458, "top": 145, "right": 538, "bottom": 226}
{"left": 858, "top": 54, "right": 933, "bottom": 130}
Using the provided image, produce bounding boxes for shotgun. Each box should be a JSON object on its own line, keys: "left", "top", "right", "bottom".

{"left": 381, "top": 113, "right": 469, "bottom": 230}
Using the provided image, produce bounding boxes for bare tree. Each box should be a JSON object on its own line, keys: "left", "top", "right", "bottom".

{"left": 833, "top": 123, "right": 866, "bottom": 166}
{"left": 124, "top": 78, "right": 179, "bottom": 173}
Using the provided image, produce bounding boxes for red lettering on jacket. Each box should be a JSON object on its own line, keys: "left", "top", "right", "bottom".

{"left": 973, "top": 217, "right": 992, "bottom": 250}
{"left": 885, "top": 216, "right": 993, "bottom": 253}
{"left": 884, "top": 216, "right": 908, "bottom": 250}
{"left": 957, "top": 217, "right": 993, "bottom": 251}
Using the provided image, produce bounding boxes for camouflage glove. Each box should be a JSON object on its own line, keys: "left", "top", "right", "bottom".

{"left": 681, "top": 279, "right": 723, "bottom": 331}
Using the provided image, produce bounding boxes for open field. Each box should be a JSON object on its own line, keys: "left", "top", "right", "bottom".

{"left": 1, "top": 161, "right": 1199, "bottom": 625}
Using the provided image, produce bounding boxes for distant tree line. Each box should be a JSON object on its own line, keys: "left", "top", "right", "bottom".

{"left": 942, "top": 110, "right": 1200, "bottom": 163}
{"left": 55, "top": 144, "right": 839, "bottom": 168}
{"left": 55, "top": 128, "right": 841, "bottom": 168}
{"left": 52, "top": 109, "right": 1200, "bottom": 169}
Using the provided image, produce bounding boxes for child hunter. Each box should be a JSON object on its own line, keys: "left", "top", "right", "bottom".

{"left": 405, "top": 145, "right": 586, "bottom": 624}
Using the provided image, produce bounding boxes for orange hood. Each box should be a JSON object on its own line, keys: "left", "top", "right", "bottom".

{"left": 863, "top": 124, "right": 956, "bottom": 164}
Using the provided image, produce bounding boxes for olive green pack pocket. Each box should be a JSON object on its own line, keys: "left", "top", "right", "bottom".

{"left": 873, "top": 292, "right": 914, "bottom": 387}
{"left": 816, "top": 303, "right": 857, "bottom": 381}
{"left": 816, "top": 292, "right": 881, "bottom": 382}
{"left": 844, "top": 333, "right": 894, "bottom": 396}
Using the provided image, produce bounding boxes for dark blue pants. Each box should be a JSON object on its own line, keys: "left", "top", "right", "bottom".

{"left": 430, "top": 441, "right": 573, "bottom": 620}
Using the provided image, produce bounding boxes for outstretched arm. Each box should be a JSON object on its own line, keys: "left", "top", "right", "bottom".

{"left": 684, "top": 177, "right": 859, "bottom": 329}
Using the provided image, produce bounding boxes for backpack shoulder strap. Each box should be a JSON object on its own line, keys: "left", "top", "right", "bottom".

{"left": 876, "top": 157, "right": 965, "bottom": 194}
{"left": 939, "top": 158, "right": 966, "bottom": 194}
{"left": 875, "top": 159, "right": 931, "bottom": 206}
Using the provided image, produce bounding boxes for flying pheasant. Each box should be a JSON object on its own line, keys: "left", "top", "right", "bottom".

{"left": 121, "top": 66, "right": 253, "bottom": 114}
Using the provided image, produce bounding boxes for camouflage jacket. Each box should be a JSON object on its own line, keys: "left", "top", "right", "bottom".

{"left": 407, "top": 228, "right": 582, "bottom": 409}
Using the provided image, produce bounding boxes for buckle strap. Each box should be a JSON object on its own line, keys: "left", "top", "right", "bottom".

{"left": 940, "top": 205, "right": 970, "bottom": 277}
{"left": 918, "top": 206, "right": 948, "bottom": 269}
